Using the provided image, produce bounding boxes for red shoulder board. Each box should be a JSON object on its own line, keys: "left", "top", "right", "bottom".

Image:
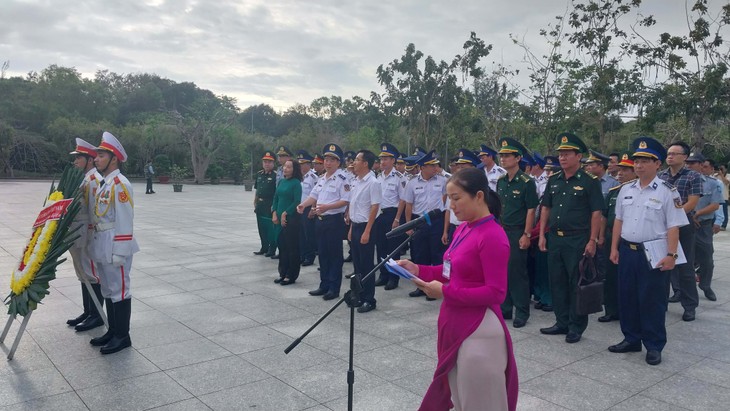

{"left": 114, "top": 176, "right": 122, "bottom": 185}
{"left": 90, "top": 174, "right": 96, "bottom": 180}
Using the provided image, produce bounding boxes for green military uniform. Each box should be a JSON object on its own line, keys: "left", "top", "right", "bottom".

{"left": 496, "top": 138, "right": 539, "bottom": 324}
{"left": 541, "top": 133, "right": 604, "bottom": 336}
{"left": 255, "top": 151, "right": 277, "bottom": 255}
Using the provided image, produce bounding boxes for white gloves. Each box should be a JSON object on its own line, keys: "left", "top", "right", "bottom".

{"left": 112, "top": 254, "right": 126, "bottom": 267}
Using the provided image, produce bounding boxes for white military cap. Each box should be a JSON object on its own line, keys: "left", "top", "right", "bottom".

{"left": 69, "top": 138, "right": 97, "bottom": 157}
{"left": 97, "top": 131, "right": 128, "bottom": 162}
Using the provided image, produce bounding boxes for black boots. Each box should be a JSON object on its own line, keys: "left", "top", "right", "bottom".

{"left": 75, "top": 284, "right": 105, "bottom": 332}
{"left": 90, "top": 298, "right": 115, "bottom": 346}
{"left": 67, "top": 284, "right": 90, "bottom": 326}
{"left": 100, "top": 298, "right": 132, "bottom": 355}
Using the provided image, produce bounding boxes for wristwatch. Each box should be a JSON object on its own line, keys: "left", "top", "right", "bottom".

{"left": 523, "top": 232, "right": 531, "bottom": 238}
{"left": 667, "top": 252, "right": 679, "bottom": 260}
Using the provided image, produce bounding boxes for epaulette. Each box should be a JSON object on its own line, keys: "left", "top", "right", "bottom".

{"left": 394, "top": 171, "right": 403, "bottom": 178}
{"left": 609, "top": 179, "right": 635, "bottom": 192}
{"left": 662, "top": 181, "right": 678, "bottom": 191}
{"left": 258, "top": 170, "right": 264, "bottom": 174}
{"left": 89, "top": 174, "right": 97, "bottom": 181}
{"left": 113, "top": 176, "right": 122, "bottom": 185}
{"left": 548, "top": 171, "right": 563, "bottom": 180}
{"left": 337, "top": 173, "right": 346, "bottom": 180}
{"left": 498, "top": 174, "right": 507, "bottom": 180}
{"left": 519, "top": 174, "right": 531, "bottom": 183}
{"left": 586, "top": 172, "right": 598, "bottom": 179}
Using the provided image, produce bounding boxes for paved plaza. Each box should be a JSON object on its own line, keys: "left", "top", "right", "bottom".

{"left": 1, "top": 180, "right": 730, "bottom": 410}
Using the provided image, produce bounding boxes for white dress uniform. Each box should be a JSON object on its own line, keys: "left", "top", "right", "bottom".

{"left": 485, "top": 164, "right": 507, "bottom": 191}
{"left": 349, "top": 171, "right": 382, "bottom": 224}
{"left": 91, "top": 169, "right": 139, "bottom": 301}
{"left": 301, "top": 169, "right": 319, "bottom": 202}
{"left": 70, "top": 167, "right": 102, "bottom": 284}
{"left": 309, "top": 169, "right": 352, "bottom": 214}
{"left": 377, "top": 169, "right": 406, "bottom": 211}
{"left": 403, "top": 173, "right": 447, "bottom": 215}
{"left": 615, "top": 177, "right": 688, "bottom": 243}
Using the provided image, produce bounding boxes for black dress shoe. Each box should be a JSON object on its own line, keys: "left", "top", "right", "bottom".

{"left": 565, "top": 332, "right": 582, "bottom": 343}
{"left": 274, "top": 278, "right": 283, "bottom": 283}
{"left": 374, "top": 277, "right": 388, "bottom": 287}
{"left": 702, "top": 287, "right": 717, "bottom": 301}
{"left": 67, "top": 313, "right": 89, "bottom": 326}
{"left": 540, "top": 324, "right": 569, "bottom": 335}
{"left": 426, "top": 296, "right": 436, "bottom": 301}
{"left": 309, "top": 288, "right": 326, "bottom": 296}
{"left": 100, "top": 335, "right": 132, "bottom": 355}
{"left": 608, "top": 340, "right": 642, "bottom": 353}
{"left": 344, "top": 255, "right": 353, "bottom": 262}
{"left": 280, "top": 279, "right": 295, "bottom": 286}
{"left": 322, "top": 292, "right": 339, "bottom": 301}
{"left": 357, "top": 302, "right": 376, "bottom": 313}
{"left": 682, "top": 309, "right": 696, "bottom": 321}
{"left": 271, "top": 254, "right": 279, "bottom": 259}
{"left": 598, "top": 314, "right": 619, "bottom": 323}
{"left": 646, "top": 350, "right": 662, "bottom": 365}
{"left": 253, "top": 250, "right": 266, "bottom": 255}
{"left": 90, "top": 330, "right": 114, "bottom": 347}
{"left": 75, "top": 315, "right": 104, "bottom": 332}
{"left": 301, "top": 260, "right": 314, "bottom": 267}
{"left": 534, "top": 302, "right": 544, "bottom": 310}
{"left": 384, "top": 281, "right": 398, "bottom": 290}
{"left": 264, "top": 252, "right": 275, "bottom": 258}
{"left": 409, "top": 289, "right": 426, "bottom": 297}
{"left": 668, "top": 291, "right": 681, "bottom": 303}
{"left": 541, "top": 304, "right": 553, "bottom": 312}
{"left": 513, "top": 318, "right": 527, "bottom": 328}
{"left": 502, "top": 312, "right": 513, "bottom": 320}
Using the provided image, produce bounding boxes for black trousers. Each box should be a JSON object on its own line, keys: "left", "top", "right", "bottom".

{"left": 146, "top": 177, "right": 154, "bottom": 193}
{"left": 316, "top": 214, "right": 345, "bottom": 294}
{"left": 671, "top": 222, "right": 699, "bottom": 310}
{"left": 277, "top": 215, "right": 301, "bottom": 281}
{"left": 410, "top": 214, "right": 445, "bottom": 265}
{"left": 375, "top": 207, "right": 404, "bottom": 283}
{"left": 352, "top": 222, "right": 376, "bottom": 304}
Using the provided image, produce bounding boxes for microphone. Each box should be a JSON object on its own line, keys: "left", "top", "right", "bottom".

{"left": 386, "top": 209, "right": 442, "bottom": 238}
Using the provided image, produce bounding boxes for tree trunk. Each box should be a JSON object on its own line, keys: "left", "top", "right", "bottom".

{"left": 691, "top": 114, "right": 705, "bottom": 153}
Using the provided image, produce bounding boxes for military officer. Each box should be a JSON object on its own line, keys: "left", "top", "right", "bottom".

{"left": 395, "top": 153, "right": 407, "bottom": 175}
{"left": 478, "top": 144, "right": 507, "bottom": 191}
{"left": 276, "top": 146, "right": 293, "bottom": 185}
{"left": 313, "top": 153, "right": 325, "bottom": 176}
{"left": 348, "top": 150, "right": 382, "bottom": 313}
{"left": 88, "top": 131, "right": 139, "bottom": 354}
{"left": 608, "top": 137, "right": 688, "bottom": 366}
{"left": 585, "top": 150, "right": 620, "bottom": 196}
{"left": 298, "top": 150, "right": 319, "bottom": 266}
{"left": 496, "top": 138, "right": 539, "bottom": 328}
{"left": 531, "top": 153, "right": 548, "bottom": 198}
{"left": 67, "top": 138, "right": 105, "bottom": 332}
{"left": 538, "top": 133, "right": 604, "bottom": 344}
{"left": 254, "top": 151, "right": 277, "bottom": 256}
{"left": 404, "top": 150, "right": 447, "bottom": 300}
{"left": 297, "top": 143, "right": 351, "bottom": 300}
{"left": 599, "top": 153, "right": 636, "bottom": 323}
{"left": 374, "top": 143, "right": 407, "bottom": 290}
{"left": 442, "top": 149, "right": 479, "bottom": 246}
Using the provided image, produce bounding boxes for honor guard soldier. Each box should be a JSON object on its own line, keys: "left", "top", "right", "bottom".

{"left": 686, "top": 153, "right": 722, "bottom": 301}
{"left": 599, "top": 153, "right": 636, "bottom": 323}
{"left": 298, "top": 150, "right": 319, "bottom": 266}
{"left": 297, "top": 143, "right": 351, "bottom": 300}
{"left": 496, "top": 138, "right": 539, "bottom": 328}
{"left": 658, "top": 141, "right": 702, "bottom": 320}
{"left": 538, "top": 133, "right": 604, "bottom": 344}
{"left": 478, "top": 144, "right": 507, "bottom": 191}
{"left": 313, "top": 153, "right": 325, "bottom": 176}
{"left": 404, "top": 150, "right": 447, "bottom": 300}
{"left": 585, "top": 150, "right": 620, "bottom": 196}
{"left": 374, "top": 143, "right": 407, "bottom": 290}
{"left": 88, "top": 131, "right": 139, "bottom": 354}
{"left": 608, "top": 137, "right": 688, "bottom": 366}
{"left": 348, "top": 150, "right": 382, "bottom": 313}
{"left": 254, "top": 151, "right": 277, "bottom": 257}
{"left": 67, "top": 138, "right": 105, "bottom": 332}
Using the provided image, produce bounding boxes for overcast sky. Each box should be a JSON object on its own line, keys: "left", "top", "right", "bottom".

{"left": 2, "top": 0, "right": 727, "bottom": 111}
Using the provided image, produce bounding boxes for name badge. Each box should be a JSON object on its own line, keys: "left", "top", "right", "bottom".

{"left": 326, "top": 185, "right": 337, "bottom": 193}
{"left": 432, "top": 184, "right": 442, "bottom": 192}
{"left": 443, "top": 260, "right": 451, "bottom": 279}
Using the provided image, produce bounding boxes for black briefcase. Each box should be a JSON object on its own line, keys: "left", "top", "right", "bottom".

{"left": 576, "top": 254, "right": 604, "bottom": 316}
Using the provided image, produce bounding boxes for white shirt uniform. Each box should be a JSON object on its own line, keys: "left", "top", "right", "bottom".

{"left": 70, "top": 167, "right": 102, "bottom": 283}
{"left": 90, "top": 170, "right": 140, "bottom": 263}
{"left": 536, "top": 171, "right": 549, "bottom": 198}
{"left": 445, "top": 198, "right": 462, "bottom": 226}
{"left": 301, "top": 169, "right": 319, "bottom": 202}
{"left": 349, "top": 171, "right": 382, "bottom": 223}
{"left": 615, "top": 177, "right": 689, "bottom": 243}
{"left": 403, "top": 173, "right": 447, "bottom": 215}
{"left": 377, "top": 169, "right": 406, "bottom": 209}
{"left": 485, "top": 164, "right": 507, "bottom": 191}
{"left": 309, "top": 169, "right": 352, "bottom": 215}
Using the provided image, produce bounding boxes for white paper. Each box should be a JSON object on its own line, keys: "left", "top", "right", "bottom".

{"left": 384, "top": 259, "right": 417, "bottom": 280}
{"left": 642, "top": 238, "right": 687, "bottom": 269}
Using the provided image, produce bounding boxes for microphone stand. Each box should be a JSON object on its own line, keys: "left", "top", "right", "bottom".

{"left": 285, "top": 229, "right": 417, "bottom": 411}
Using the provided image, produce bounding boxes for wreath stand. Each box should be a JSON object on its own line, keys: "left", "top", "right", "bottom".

{"left": 0, "top": 310, "right": 32, "bottom": 360}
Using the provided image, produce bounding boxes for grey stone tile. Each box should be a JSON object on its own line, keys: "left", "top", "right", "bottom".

{"left": 240, "top": 343, "right": 338, "bottom": 377}
{"left": 222, "top": 294, "right": 312, "bottom": 324}
{"left": 138, "top": 337, "right": 231, "bottom": 370}
{"left": 192, "top": 286, "right": 253, "bottom": 301}
{"left": 0, "top": 391, "right": 89, "bottom": 411}
{"left": 54, "top": 349, "right": 160, "bottom": 390}
{"left": 163, "top": 301, "right": 258, "bottom": 335}
{"left": 354, "top": 344, "right": 436, "bottom": 381}
{"left": 147, "top": 398, "right": 213, "bottom": 411}
{"left": 76, "top": 372, "right": 193, "bottom": 411}
{"left": 304, "top": 329, "right": 392, "bottom": 360}
{"left": 680, "top": 357, "right": 730, "bottom": 389}
{"left": 390, "top": 368, "right": 433, "bottom": 397}
{"left": 516, "top": 393, "right": 570, "bottom": 410}
{"left": 155, "top": 270, "right": 208, "bottom": 283}
{"left": 0, "top": 366, "right": 72, "bottom": 406}
{"left": 198, "top": 377, "right": 318, "bottom": 411}
{"left": 131, "top": 321, "right": 201, "bottom": 349}
{"left": 356, "top": 314, "right": 432, "bottom": 344}
{"left": 608, "top": 395, "right": 691, "bottom": 411}
{"left": 137, "top": 292, "right": 207, "bottom": 309}
{"left": 643, "top": 374, "right": 730, "bottom": 410}
{"left": 166, "top": 356, "right": 269, "bottom": 396}
{"left": 521, "top": 369, "right": 633, "bottom": 411}
{"left": 514, "top": 355, "right": 554, "bottom": 383}
{"left": 512, "top": 335, "right": 601, "bottom": 368}
{"left": 208, "top": 325, "right": 291, "bottom": 354}
{"left": 278, "top": 359, "right": 387, "bottom": 403}
{"left": 324, "top": 382, "right": 423, "bottom": 411}
{"left": 561, "top": 352, "right": 673, "bottom": 394}
{"left": 399, "top": 333, "right": 438, "bottom": 360}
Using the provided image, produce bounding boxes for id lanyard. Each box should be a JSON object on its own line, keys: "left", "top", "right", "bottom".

{"left": 443, "top": 215, "right": 495, "bottom": 279}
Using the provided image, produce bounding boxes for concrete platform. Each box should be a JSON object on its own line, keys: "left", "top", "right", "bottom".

{"left": 0, "top": 180, "right": 729, "bottom": 410}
